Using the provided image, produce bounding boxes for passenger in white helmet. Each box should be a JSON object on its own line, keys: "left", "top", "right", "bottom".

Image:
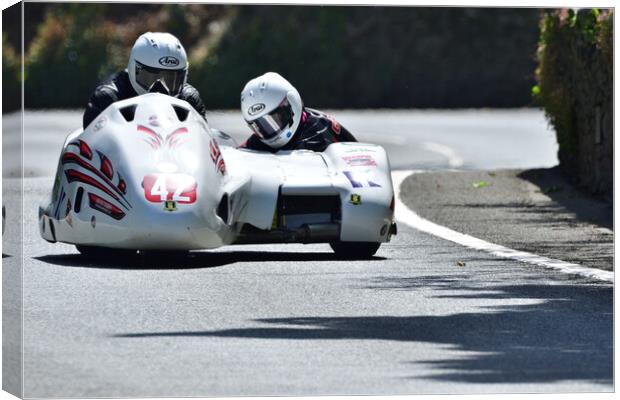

{"left": 83, "top": 32, "right": 207, "bottom": 128}
{"left": 239, "top": 72, "right": 357, "bottom": 152}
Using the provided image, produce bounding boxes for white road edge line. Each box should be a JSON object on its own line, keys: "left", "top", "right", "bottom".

{"left": 422, "top": 141, "right": 464, "bottom": 168}
{"left": 391, "top": 170, "right": 614, "bottom": 283}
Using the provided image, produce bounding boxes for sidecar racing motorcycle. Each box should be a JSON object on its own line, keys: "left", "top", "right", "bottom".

{"left": 39, "top": 93, "right": 396, "bottom": 258}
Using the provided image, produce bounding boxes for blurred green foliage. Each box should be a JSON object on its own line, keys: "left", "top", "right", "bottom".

{"left": 196, "top": 6, "right": 542, "bottom": 109}
{"left": 2, "top": 32, "right": 21, "bottom": 111}
{"left": 3, "top": 4, "right": 541, "bottom": 111}
{"left": 25, "top": 4, "right": 123, "bottom": 108}
{"left": 533, "top": 8, "right": 613, "bottom": 168}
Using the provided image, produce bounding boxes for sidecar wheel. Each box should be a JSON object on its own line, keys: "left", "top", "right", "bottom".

{"left": 329, "top": 241, "right": 381, "bottom": 259}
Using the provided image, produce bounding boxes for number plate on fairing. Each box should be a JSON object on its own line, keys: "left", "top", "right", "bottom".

{"left": 143, "top": 173, "right": 197, "bottom": 204}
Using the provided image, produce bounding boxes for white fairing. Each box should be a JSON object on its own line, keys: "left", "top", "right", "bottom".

{"left": 40, "top": 94, "right": 394, "bottom": 251}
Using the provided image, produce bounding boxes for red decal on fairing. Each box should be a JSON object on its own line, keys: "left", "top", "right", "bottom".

{"left": 143, "top": 174, "right": 197, "bottom": 204}
{"left": 209, "top": 139, "right": 221, "bottom": 163}
{"left": 62, "top": 153, "right": 131, "bottom": 208}
{"left": 79, "top": 140, "right": 94, "bottom": 159}
{"left": 217, "top": 158, "right": 226, "bottom": 175}
{"left": 138, "top": 125, "right": 163, "bottom": 149}
{"left": 118, "top": 178, "right": 127, "bottom": 194}
{"left": 97, "top": 151, "right": 114, "bottom": 179}
{"left": 209, "top": 139, "right": 226, "bottom": 175}
{"left": 65, "top": 169, "right": 126, "bottom": 207}
{"left": 166, "top": 127, "right": 188, "bottom": 149}
{"left": 139, "top": 125, "right": 191, "bottom": 150}
{"left": 69, "top": 140, "right": 93, "bottom": 160}
{"left": 88, "top": 193, "right": 126, "bottom": 220}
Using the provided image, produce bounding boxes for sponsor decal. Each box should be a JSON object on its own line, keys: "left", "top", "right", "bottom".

{"left": 93, "top": 116, "right": 107, "bottom": 132}
{"left": 148, "top": 115, "right": 161, "bottom": 127}
{"left": 88, "top": 193, "right": 126, "bottom": 220}
{"left": 209, "top": 139, "right": 226, "bottom": 175}
{"left": 343, "top": 170, "right": 382, "bottom": 188}
{"left": 158, "top": 56, "right": 180, "bottom": 67}
{"left": 341, "top": 143, "right": 379, "bottom": 152}
{"left": 143, "top": 173, "right": 197, "bottom": 204}
{"left": 342, "top": 155, "right": 377, "bottom": 167}
{"left": 164, "top": 200, "right": 177, "bottom": 212}
{"left": 349, "top": 194, "right": 362, "bottom": 205}
{"left": 248, "top": 103, "right": 266, "bottom": 116}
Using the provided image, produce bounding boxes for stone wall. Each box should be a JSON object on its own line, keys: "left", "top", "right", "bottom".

{"left": 534, "top": 9, "right": 613, "bottom": 199}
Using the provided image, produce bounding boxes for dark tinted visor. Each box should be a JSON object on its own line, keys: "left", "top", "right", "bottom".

{"left": 135, "top": 61, "right": 186, "bottom": 95}
{"left": 247, "top": 99, "right": 294, "bottom": 140}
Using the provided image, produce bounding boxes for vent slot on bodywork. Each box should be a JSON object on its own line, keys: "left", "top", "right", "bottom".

{"left": 48, "top": 219, "right": 56, "bottom": 242}
{"left": 74, "top": 187, "right": 84, "bottom": 213}
{"left": 216, "top": 194, "right": 229, "bottom": 224}
{"left": 279, "top": 195, "right": 341, "bottom": 229}
{"left": 173, "top": 105, "right": 189, "bottom": 122}
{"left": 119, "top": 105, "right": 137, "bottom": 122}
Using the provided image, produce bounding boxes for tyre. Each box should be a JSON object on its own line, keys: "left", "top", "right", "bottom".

{"left": 75, "top": 245, "right": 136, "bottom": 259}
{"left": 329, "top": 241, "right": 381, "bottom": 259}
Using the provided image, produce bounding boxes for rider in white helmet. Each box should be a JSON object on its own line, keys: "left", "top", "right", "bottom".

{"left": 239, "top": 72, "right": 357, "bottom": 152}
{"left": 83, "top": 32, "right": 207, "bottom": 128}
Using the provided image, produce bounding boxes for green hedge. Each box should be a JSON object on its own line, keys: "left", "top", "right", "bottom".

{"left": 533, "top": 9, "right": 613, "bottom": 196}
{"left": 2, "top": 33, "right": 21, "bottom": 112}
{"left": 194, "top": 6, "right": 541, "bottom": 109}
{"left": 24, "top": 5, "right": 124, "bottom": 109}
{"left": 8, "top": 4, "right": 542, "bottom": 110}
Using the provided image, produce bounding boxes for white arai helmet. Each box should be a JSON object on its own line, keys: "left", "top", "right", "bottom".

{"left": 128, "top": 32, "right": 188, "bottom": 96}
{"left": 240, "top": 72, "right": 303, "bottom": 149}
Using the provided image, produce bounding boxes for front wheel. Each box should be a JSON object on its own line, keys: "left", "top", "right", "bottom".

{"left": 329, "top": 241, "right": 381, "bottom": 259}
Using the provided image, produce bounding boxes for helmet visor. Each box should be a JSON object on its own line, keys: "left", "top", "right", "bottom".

{"left": 247, "top": 99, "right": 294, "bottom": 140}
{"left": 135, "top": 61, "right": 186, "bottom": 95}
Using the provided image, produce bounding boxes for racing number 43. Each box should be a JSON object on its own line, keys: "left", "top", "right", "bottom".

{"left": 143, "top": 173, "right": 197, "bottom": 204}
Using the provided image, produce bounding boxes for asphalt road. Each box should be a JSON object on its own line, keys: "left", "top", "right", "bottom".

{"left": 4, "top": 108, "right": 558, "bottom": 177}
{"left": 2, "top": 109, "right": 612, "bottom": 397}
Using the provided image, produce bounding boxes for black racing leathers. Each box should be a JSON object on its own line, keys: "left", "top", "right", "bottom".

{"left": 239, "top": 108, "right": 357, "bottom": 152}
{"left": 82, "top": 70, "right": 207, "bottom": 129}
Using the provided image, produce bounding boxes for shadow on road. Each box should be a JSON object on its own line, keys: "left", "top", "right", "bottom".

{"left": 36, "top": 250, "right": 385, "bottom": 270}
{"left": 519, "top": 167, "right": 612, "bottom": 230}
{"left": 113, "top": 276, "right": 612, "bottom": 385}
